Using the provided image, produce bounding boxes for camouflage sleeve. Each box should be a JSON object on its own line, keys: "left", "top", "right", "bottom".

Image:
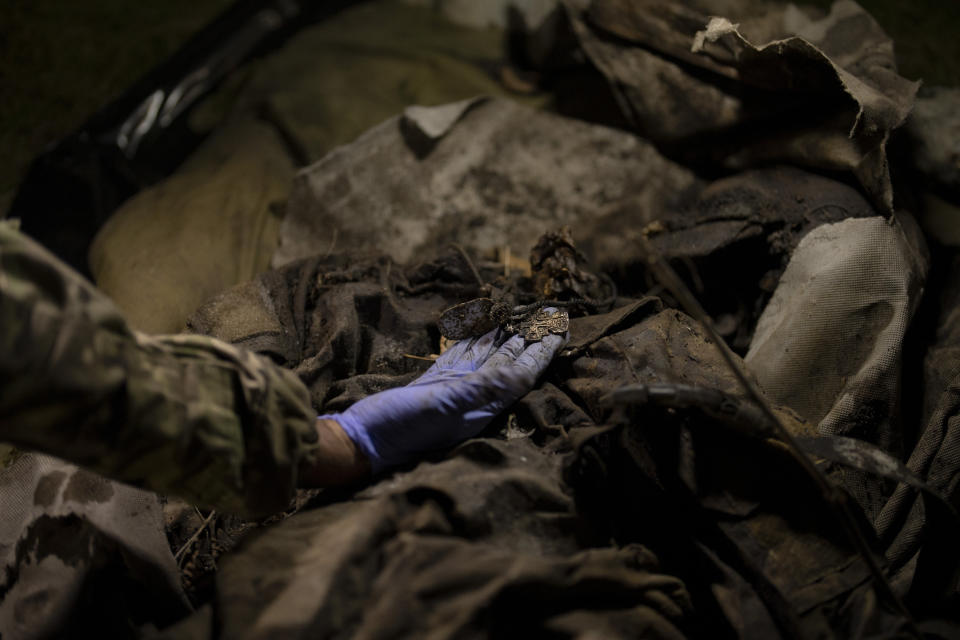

{"left": 0, "top": 221, "right": 320, "bottom": 516}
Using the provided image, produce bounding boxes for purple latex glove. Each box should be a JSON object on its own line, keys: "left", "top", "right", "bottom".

{"left": 321, "top": 318, "right": 567, "bottom": 473}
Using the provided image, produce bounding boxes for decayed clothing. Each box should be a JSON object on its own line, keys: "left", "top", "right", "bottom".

{"left": 1, "top": 0, "right": 957, "bottom": 633}
{"left": 0, "top": 220, "right": 319, "bottom": 518}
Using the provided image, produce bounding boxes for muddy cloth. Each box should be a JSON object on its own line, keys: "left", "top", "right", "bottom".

{"left": 875, "top": 255, "right": 960, "bottom": 591}
{"left": 183, "top": 256, "right": 714, "bottom": 639}
{"left": 278, "top": 96, "right": 882, "bottom": 349}
{"left": 273, "top": 97, "right": 703, "bottom": 268}
{"left": 587, "top": 165, "right": 880, "bottom": 349}
{"left": 188, "top": 251, "right": 457, "bottom": 411}
{"left": 563, "top": 0, "right": 919, "bottom": 212}
{"left": 746, "top": 215, "right": 929, "bottom": 523}
{"left": 178, "top": 239, "right": 943, "bottom": 637}
{"left": 0, "top": 453, "right": 188, "bottom": 639}
{"left": 565, "top": 397, "right": 929, "bottom": 639}
{"left": 158, "top": 439, "right": 692, "bottom": 640}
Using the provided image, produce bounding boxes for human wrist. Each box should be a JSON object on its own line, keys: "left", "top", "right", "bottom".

{"left": 297, "top": 417, "right": 371, "bottom": 487}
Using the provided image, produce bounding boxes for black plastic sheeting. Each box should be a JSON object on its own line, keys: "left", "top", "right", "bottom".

{"left": 8, "top": 0, "right": 366, "bottom": 276}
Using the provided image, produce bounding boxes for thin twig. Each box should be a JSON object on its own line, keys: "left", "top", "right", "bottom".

{"left": 174, "top": 510, "right": 217, "bottom": 566}
{"left": 403, "top": 353, "right": 438, "bottom": 361}
{"left": 451, "top": 243, "right": 485, "bottom": 287}
{"left": 639, "top": 237, "right": 919, "bottom": 634}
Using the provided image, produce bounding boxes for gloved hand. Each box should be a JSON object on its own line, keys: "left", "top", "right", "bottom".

{"left": 320, "top": 319, "right": 567, "bottom": 473}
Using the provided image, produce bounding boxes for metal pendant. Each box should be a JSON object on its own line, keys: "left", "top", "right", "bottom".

{"left": 513, "top": 308, "right": 569, "bottom": 342}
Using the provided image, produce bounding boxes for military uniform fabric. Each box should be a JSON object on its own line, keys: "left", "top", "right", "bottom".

{"left": 1, "top": 221, "right": 320, "bottom": 518}
{"left": 180, "top": 239, "right": 926, "bottom": 637}
{"left": 563, "top": 0, "right": 919, "bottom": 213}
{"left": 0, "top": 452, "right": 189, "bottom": 639}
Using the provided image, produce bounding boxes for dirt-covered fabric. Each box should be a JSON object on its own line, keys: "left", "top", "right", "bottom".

{"left": 746, "top": 215, "right": 928, "bottom": 458}
{"left": 188, "top": 250, "right": 472, "bottom": 412}
{"left": 7, "top": 0, "right": 960, "bottom": 635}
{"left": 741, "top": 213, "right": 940, "bottom": 596}
{"left": 563, "top": 0, "right": 919, "bottom": 213}
{"left": 275, "top": 97, "right": 882, "bottom": 351}
{"left": 584, "top": 165, "right": 880, "bottom": 349}
{"left": 875, "top": 255, "right": 960, "bottom": 594}
{"left": 191, "top": 440, "right": 692, "bottom": 640}
{"left": 83, "top": 88, "right": 957, "bottom": 636}
{"left": 177, "top": 232, "right": 943, "bottom": 636}
{"left": 184, "top": 261, "right": 698, "bottom": 638}
{"left": 565, "top": 401, "right": 912, "bottom": 639}
{"left": 273, "top": 97, "right": 703, "bottom": 269}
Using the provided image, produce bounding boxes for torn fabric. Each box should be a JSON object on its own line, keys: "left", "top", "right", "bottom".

{"left": 565, "top": 0, "right": 919, "bottom": 212}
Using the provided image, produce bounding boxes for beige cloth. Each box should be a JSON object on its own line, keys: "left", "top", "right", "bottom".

{"left": 89, "top": 119, "right": 290, "bottom": 334}
{"left": 745, "top": 214, "right": 929, "bottom": 523}
{"left": 746, "top": 215, "right": 928, "bottom": 447}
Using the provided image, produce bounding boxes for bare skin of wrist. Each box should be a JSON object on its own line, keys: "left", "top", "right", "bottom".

{"left": 298, "top": 418, "right": 371, "bottom": 487}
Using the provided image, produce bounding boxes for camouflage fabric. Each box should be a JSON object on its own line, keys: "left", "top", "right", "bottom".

{"left": 0, "top": 220, "right": 320, "bottom": 517}
{"left": 564, "top": 0, "right": 920, "bottom": 213}
{"left": 0, "top": 453, "right": 190, "bottom": 638}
